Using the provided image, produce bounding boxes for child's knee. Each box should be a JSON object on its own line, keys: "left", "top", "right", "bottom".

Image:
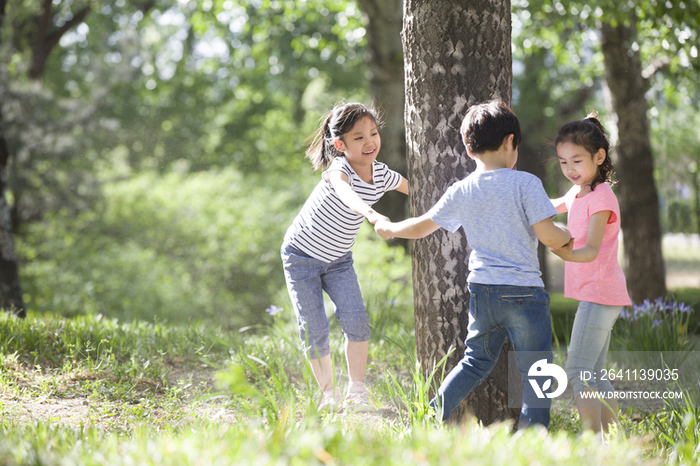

{"left": 298, "top": 322, "right": 331, "bottom": 359}
{"left": 337, "top": 308, "right": 370, "bottom": 342}
{"left": 302, "top": 335, "right": 331, "bottom": 359}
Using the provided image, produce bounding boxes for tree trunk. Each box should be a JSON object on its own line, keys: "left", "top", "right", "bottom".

{"left": 0, "top": 0, "right": 25, "bottom": 317}
{"left": 513, "top": 50, "right": 551, "bottom": 289}
{"left": 358, "top": 0, "right": 408, "bottom": 228}
{"left": 402, "top": 0, "right": 518, "bottom": 425}
{"left": 692, "top": 164, "right": 700, "bottom": 234}
{"left": 0, "top": 113, "right": 25, "bottom": 318}
{"left": 600, "top": 20, "right": 667, "bottom": 303}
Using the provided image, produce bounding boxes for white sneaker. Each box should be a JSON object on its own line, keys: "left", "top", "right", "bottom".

{"left": 318, "top": 387, "right": 342, "bottom": 412}
{"left": 343, "top": 382, "right": 375, "bottom": 413}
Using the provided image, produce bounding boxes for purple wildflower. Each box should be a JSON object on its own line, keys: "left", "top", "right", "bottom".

{"left": 266, "top": 305, "right": 283, "bottom": 316}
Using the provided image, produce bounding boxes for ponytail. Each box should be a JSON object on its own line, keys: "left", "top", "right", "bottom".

{"left": 304, "top": 102, "right": 381, "bottom": 171}
{"left": 305, "top": 112, "right": 339, "bottom": 171}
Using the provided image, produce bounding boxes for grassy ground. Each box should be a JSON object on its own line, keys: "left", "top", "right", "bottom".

{"left": 1, "top": 234, "right": 698, "bottom": 464}
{"left": 1, "top": 313, "right": 698, "bottom": 465}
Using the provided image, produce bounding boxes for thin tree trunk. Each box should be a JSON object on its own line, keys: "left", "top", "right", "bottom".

{"left": 402, "top": 0, "right": 518, "bottom": 425}
{"left": 514, "top": 50, "right": 551, "bottom": 289}
{"left": 692, "top": 165, "right": 700, "bottom": 234}
{"left": 0, "top": 0, "right": 25, "bottom": 317}
{"left": 0, "top": 122, "right": 25, "bottom": 317}
{"left": 600, "top": 19, "right": 667, "bottom": 303}
{"left": 358, "top": 0, "right": 408, "bottom": 230}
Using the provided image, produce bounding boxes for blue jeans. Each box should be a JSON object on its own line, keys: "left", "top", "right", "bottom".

{"left": 566, "top": 301, "right": 622, "bottom": 397}
{"left": 430, "top": 283, "right": 553, "bottom": 429}
{"left": 281, "top": 242, "right": 369, "bottom": 359}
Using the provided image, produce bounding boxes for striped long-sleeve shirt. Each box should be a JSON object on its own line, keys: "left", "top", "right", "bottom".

{"left": 284, "top": 156, "right": 403, "bottom": 263}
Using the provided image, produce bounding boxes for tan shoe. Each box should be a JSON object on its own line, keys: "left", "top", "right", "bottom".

{"left": 318, "top": 387, "right": 342, "bottom": 412}
{"left": 343, "top": 381, "right": 375, "bottom": 413}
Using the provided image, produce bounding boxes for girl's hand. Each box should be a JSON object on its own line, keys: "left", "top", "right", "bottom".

{"left": 550, "top": 238, "right": 574, "bottom": 260}
{"left": 374, "top": 219, "right": 394, "bottom": 240}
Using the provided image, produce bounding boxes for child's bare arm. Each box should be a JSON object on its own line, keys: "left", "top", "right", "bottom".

{"left": 550, "top": 185, "right": 579, "bottom": 214}
{"left": 395, "top": 176, "right": 409, "bottom": 195}
{"left": 551, "top": 210, "right": 611, "bottom": 262}
{"left": 532, "top": 218, "right": 572, "bottom": 249}
{"left": 327, "top": 171, "right": 387, "bottom": 223}
{"left": 374, "top": 213, "right": 440, "bottom": 240}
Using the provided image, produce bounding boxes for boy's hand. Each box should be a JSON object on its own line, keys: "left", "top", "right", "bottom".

{"left": 550, "top": 237, "right": 574, "bottom": 260}
{"left": 374, "top": 219, "right": 394, "bottom": 240}
{"left": 365, "top": 209, "right": 389, "bottom": 225}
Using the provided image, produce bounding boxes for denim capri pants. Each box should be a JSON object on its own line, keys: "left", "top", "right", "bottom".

{"left": 565, "top": 301, "right": 622, "bottom": 397}
{"left": 281, "top": 242, "right": 370, "bottom": 359}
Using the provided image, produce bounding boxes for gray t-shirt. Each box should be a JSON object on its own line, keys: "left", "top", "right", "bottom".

{"left": 428, "top": 168, "right": 557, "bottom": 287}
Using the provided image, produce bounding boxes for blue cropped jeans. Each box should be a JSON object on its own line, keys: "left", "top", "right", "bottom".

{"left": 430, "top": 283, "right": 554, "bottom": 429}
{"left": 281, "top": 242, "right": 370, "bottom": 359}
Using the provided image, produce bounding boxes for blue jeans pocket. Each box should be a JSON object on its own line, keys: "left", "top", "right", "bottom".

{"left": 500, "top": 293, "right": 536, "bottom": 305}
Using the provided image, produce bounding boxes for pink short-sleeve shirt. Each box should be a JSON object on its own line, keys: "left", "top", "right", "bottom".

{"left": 564, "top": 183, "right": 632, "bottom": 306}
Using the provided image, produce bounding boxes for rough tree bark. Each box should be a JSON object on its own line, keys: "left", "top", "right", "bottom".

{"left": 357, "top": 0, "right": 408, "bottom": 226}
{"left": 600, "top": 19, "right": 667, "bottom": 303}
{"left": 402, "top": 0, "right": 519, "bottom": 425}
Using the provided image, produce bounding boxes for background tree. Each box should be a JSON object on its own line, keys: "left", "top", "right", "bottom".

{"left": 402, "top": 0, "right": 519, "bottom": 424}
{"left": 513, "top": 0, "right": 700, "bottom": 303}
{"left": 599, "top": 14, "right": 666, "bottom": 302}
{"left": 357, "top": 0, "right": 407, "bottom": 226}
{"left": 2, "top": 0, "right": 379, "bottom": 325}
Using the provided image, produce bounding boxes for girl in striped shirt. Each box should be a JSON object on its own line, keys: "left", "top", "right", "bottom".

{"left": 281, "top": 102, "right": 408, "bottom": 412}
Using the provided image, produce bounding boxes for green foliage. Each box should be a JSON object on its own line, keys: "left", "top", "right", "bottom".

{"left": 16, "top": 167, "right": 414, "bottom": 330}
{"left": 17, "top": 169, "right": 306, "bottom": 327}
{"left": 0, "top": 418, "right": 661, "bottom": 466}
{"left": 0, "top": 312, "right": 230, "bottom": 368}
{"left": 652, "top": 101, "right": 700, "bottom": 234}
{"left": 620, "top": 381, "right": 700, "bottom": 463}
{"left": 1, "top": 0, "right": 370, "bottom": 231}
{"left": 612, "top": 298, "right": 698, "bottom": 353}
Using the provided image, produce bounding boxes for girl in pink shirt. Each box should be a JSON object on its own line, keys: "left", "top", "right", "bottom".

{"left": 550, "top": 113, "right": 632, "bottom": 438}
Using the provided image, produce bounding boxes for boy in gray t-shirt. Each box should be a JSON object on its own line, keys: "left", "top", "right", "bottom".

{"left": 375, "top": 100, "right": 571, "bottom": 429}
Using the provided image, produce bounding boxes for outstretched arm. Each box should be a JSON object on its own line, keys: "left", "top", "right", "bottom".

{"left": 532, "top": 217, "right": 572, "bottom": 249}
{"left": 327, "top": 170, "right": 388, "bottom": 224}
{"left": 374, "top": 213, "right": 440, "bottom": 240}
{"left": 395, "top": 176, "right": 409, "bottom": 195}
{"left": 550, "top": 210, "right": 611, "bottom": 262}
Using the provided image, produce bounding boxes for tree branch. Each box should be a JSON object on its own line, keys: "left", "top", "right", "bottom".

{"left": 0, "top": 0, "right": 8, "bottom": 46}
{"left": 30, "top": 5, "right": 92, "bottom": 79}
{"left": 45, "top": 6, "right": 92, "bottom": 59}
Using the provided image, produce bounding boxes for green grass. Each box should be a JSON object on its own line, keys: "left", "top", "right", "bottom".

{"left": 1, "top": 313, "right": 699, "bottom": 465}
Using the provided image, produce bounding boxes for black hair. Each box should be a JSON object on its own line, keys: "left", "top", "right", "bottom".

{"left": 460, "top": 100, "right": 521, "bottom": 155}
{"left": 305, "top": 102, "right": 381, "bottom": 171}
{"left": 555, "top": 111, "right": 615, "bottom": 190}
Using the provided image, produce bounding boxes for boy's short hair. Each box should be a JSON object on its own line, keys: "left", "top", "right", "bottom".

{"left": 461, "top": 100, "right": 521, "bottom": 155}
